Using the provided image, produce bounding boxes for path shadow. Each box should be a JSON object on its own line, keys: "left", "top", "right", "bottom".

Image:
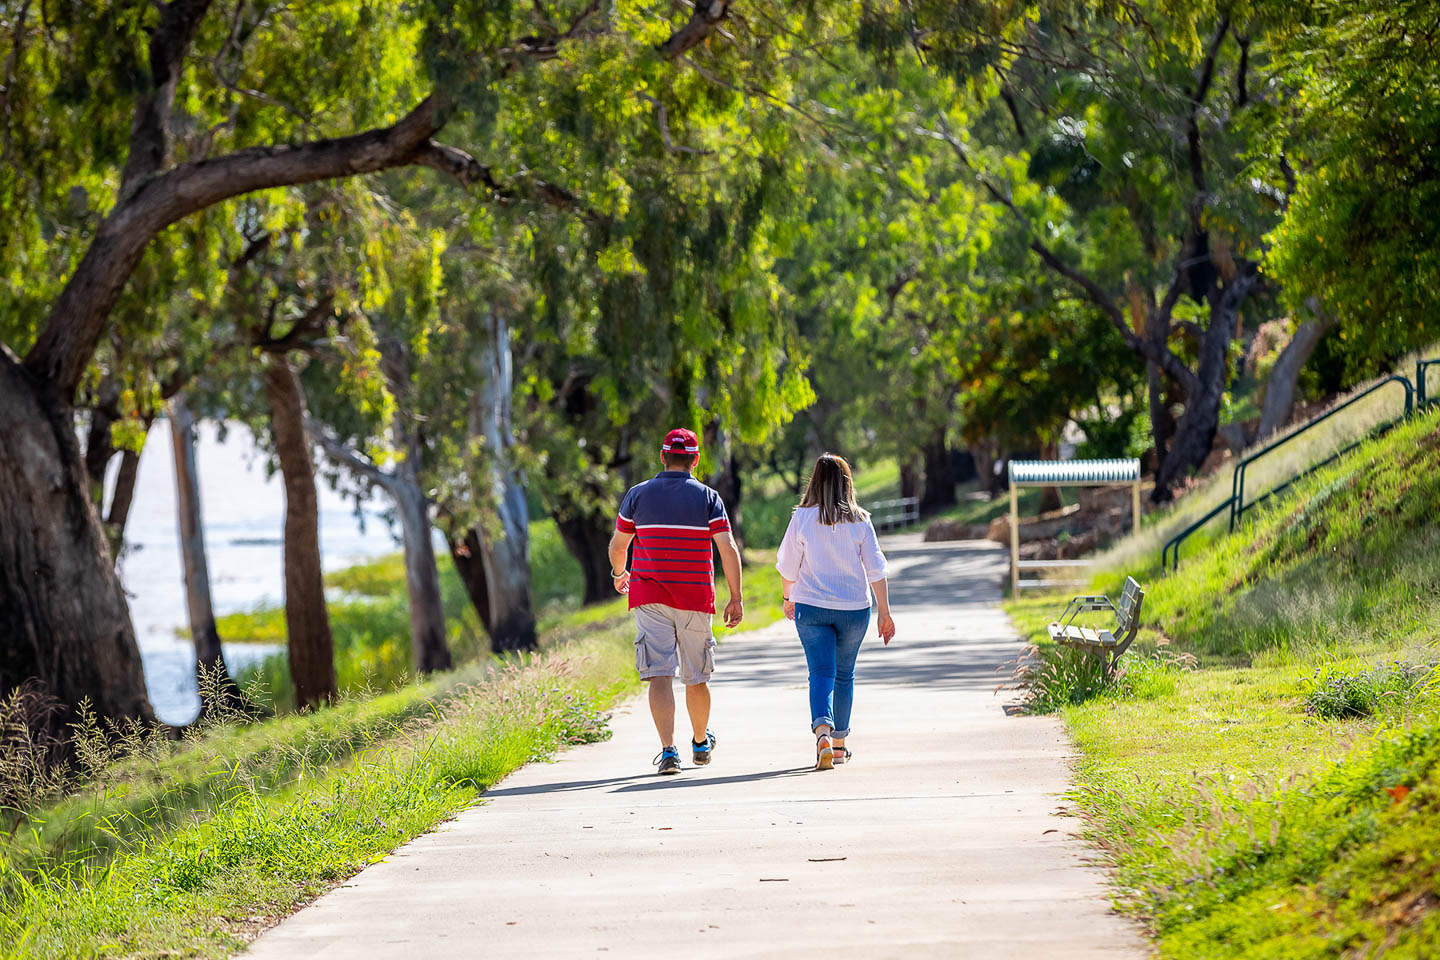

{"left": 613, "top": 766, "right": 813, "bottom": 793}
{"left": 482, "top": 765, "right": 812, "bottom": 799}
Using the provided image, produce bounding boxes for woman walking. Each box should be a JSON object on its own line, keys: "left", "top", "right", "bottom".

{"left": 776, "top": 454, "right": 896, "bottom": 770}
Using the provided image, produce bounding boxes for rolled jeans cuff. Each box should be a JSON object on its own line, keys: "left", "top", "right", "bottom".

{"left": 831, "top": 726, "right": 851, "bottom": 738}
{"left": 811, "top": 716, "right": 834, "bottom": 733}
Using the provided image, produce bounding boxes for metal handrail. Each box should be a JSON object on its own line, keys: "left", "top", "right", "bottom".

{"left": 1419, "top": 358, "right": 1440, "bottom": 407}
{"left": 1159, "top": 366, "right": 1431, "bottom": 571}
{"left": 1229, "top": 375, "right": 1412, "bottom": 531}
{"left": 1160, "top": 497, "right": 1234, "bottom": 572}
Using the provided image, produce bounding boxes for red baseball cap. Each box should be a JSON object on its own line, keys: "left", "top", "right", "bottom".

{"left": 662, "top": 428, "right": 700, "bottom": 454}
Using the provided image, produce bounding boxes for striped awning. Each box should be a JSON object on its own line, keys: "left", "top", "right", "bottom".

{"left": 1008, "top": 458, "right": 1141, "bottom": 486}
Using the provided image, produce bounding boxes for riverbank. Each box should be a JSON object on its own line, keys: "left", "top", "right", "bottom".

{"left": 1005, "top": 406, "right": 1440, "bottom": 957}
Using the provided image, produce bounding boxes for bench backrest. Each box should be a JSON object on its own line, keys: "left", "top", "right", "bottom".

{"left": 1116, "top": 577, "right": 1142, "bottom": 632}
{"left": 1108, "top": 576, "right": 1145, "bottom": 659}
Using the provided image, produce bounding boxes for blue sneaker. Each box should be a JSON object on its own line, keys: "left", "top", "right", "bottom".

{"left": 691, "top": 729, "right": 716, "bottom": 766}
{"left": 653, "top": 746, "right": 681, "bottom": 775}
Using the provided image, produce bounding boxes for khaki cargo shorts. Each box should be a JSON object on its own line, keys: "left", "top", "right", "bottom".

{"left": 632, "top": 603, "right": 717, "bottom": 685}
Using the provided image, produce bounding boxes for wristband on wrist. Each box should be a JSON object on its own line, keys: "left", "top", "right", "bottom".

{"left": 611, "top": 569, "right": 626, "bottom": 579}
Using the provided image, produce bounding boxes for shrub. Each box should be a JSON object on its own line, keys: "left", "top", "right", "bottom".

{"left": 1300, "top": 659, "right": 1434, "bottom": 719}
{"left": 1012, "top": 645, "right": 1195, "bottom": 714}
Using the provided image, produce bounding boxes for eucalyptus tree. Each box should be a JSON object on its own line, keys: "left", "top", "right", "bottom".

{"left": 858, "top": 2, "right": 1288, "bottom": 498}
{"left": 0, "top": 0, "right": 846, "bottom": 731}
{"left": 1260, "top": 0, "right": 1440, "bottom": 429}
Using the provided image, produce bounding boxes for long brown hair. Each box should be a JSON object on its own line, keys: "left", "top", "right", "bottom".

{"left": 799, "top": 453, "right": 868, "bottom": 525}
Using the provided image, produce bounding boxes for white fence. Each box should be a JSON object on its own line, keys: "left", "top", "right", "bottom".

{"left": 869, "top": 497, "right": 920, "bottom": 533}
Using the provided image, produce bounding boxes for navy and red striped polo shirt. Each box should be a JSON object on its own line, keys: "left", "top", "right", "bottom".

{"left": 615, "top": 471, "right": 731, "bottom": 613}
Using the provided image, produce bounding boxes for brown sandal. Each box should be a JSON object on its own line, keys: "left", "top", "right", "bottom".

{"left": 815, "top": 734, "right": 835, "bottom": 771}
{"left": 832, "top": 744, "right": 851, "bottom": 765}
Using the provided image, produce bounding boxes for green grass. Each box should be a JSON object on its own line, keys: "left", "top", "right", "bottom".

{"left": 0, "top": 636, "right": 636, "bottom": 959}
{"left": 0, "top": 535, "right": 790, "bottom": 959}
{"left": 1004, "top": 406, "right": 1440, "bottom": 956}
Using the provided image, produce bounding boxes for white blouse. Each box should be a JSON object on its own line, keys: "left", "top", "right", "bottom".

{"left": 775, "top": 506, "right": 889, "bottom": 611}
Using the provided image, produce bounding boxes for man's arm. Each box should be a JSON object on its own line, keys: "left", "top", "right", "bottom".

{"left": 713, "top": 531, "right": 743, "bottom": 627}
{"left": 608, "top": 530, "right": 634, "bottom": 594}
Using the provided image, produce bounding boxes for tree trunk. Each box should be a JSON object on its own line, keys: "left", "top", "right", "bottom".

{"left": 1144, "top": 358, "right": 1173, "bottom": 478}
{"left": 391, "top": 476, "right": 453, "bottom": 673}
{"left": 704, "top": 422, "right": 745, "bottom": 574}
{"left": 261, "top": 356, "right": 336, "bottom": 709}
{"left": 899, "top": 461, "right": 921, "bottom": 501}
{"left": 0, "top": 353, "right": 154, "bottom": 735}
{"left": 1038, "top": 443, "right": 1063, "bottom": 513}
{"left": 168, "top": 394, "right": 247, "bottom": 713}
{"left": 449, "top": 529, "right": 493, "bottom": 637}
{"left": 553, "top": 499, "right": 616, "bottom": 606}
{"left": 82, "top": 386, "right": 145, "bottom": 563}
{"left": 918, "top": 429, "right": 957, "bottom": 512}
{"left": 470, "top": 310, "right": 537, "bottom": 653}
{"left": 477, "top": 509, "right": 537, "bottom": 653}
{"left": 105, "top": 446, "right": 143, "bottom": 561}
{"left": 969, "top": 442, "right": 1001, "bottom": 498}
{"left": 84, "top": 384, "right": 119, "bottom": 508}
{"left": 1256, "top": 306, "right": 1336, "bottom": 441}
{"left": 1153, "top": 274, "right": 1259, "bottom": 498}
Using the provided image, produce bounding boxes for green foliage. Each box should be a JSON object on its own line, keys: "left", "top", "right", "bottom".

{"left": 1301, "top": 660, "right": 1435, "bottom": 721}
{"left": 1263, "top": 0, "right": 1440, "bottom": 383}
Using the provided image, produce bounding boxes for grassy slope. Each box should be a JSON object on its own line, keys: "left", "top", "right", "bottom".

{"left": 1005, "top": 406, "right": 1440, "bottom": 957}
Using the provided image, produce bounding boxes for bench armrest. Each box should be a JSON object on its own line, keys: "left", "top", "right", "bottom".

{"left": 1057, "top": 595, "right": 1114, "bottom": 633}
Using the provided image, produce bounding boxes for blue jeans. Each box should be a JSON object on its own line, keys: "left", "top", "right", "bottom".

{"left": 794, "top": 603, "right": 870, "bottom": 737}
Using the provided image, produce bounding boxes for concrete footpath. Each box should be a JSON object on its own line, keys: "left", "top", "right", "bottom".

{"left": 244, "top": 539, "right": 1148, "bottom": 959}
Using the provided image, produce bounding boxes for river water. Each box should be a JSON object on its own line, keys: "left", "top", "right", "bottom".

{"left": 113, "top": 420, "right": 398, "bottom": 725}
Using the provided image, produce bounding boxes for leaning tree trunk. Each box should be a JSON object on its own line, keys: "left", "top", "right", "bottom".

{"left": 1153, "top": 274, "right": 1259, "bottom": 497}
{"left": 470, "top": 310, "right": 537, "bottom": 652}
{"left": 169, "top": 394, "right": 249, "bottom": 714}
{"left": 390, "top": 475, "right": 453, "bottom": 673}
{"left": 1256, "top": 304, "right": 1336, "bottom": 441}
{"left": 919, "top": 429, "right": 957, "bottom": 513}
{"left": 0, "top": 353, "right": 154, "bottom": 735}
{"left": 104, "top": 446, "right": 143, "bottom": 561}
{"left": 262, "top": 356, "right": 337, "bottom": 709}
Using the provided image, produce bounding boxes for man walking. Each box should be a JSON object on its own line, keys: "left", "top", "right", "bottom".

{"left": 610, "top": 428, "right": 744, "bottom": 774}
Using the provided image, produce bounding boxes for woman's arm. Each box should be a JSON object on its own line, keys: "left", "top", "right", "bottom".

{"left": 871, "top": 578, "right": 896, "bottom": 645}
{"left": 775, "top": 513, "right": 803, "bottom": 621}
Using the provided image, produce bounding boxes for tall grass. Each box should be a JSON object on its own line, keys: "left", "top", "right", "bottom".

{"left": 0, "top": 635, "right": 636, "bottom": 959}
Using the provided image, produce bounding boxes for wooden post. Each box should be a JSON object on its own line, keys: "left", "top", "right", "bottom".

{"left": 1010, "top": 480, "right": 1020, "bottom": 594}
{"left": 1132, "top": 480, "right": 1142, "bottom": 535}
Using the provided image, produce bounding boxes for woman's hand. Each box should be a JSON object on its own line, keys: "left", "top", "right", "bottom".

{"left": 784, "top": 599, "right": 796, "bottom": 620}
{"left": 877, "top": 612, "right": 896, "bottom": 646}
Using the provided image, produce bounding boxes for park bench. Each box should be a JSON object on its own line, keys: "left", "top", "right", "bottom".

{"left": 1047, "top": 576, "right": 1145, "bottom": 676}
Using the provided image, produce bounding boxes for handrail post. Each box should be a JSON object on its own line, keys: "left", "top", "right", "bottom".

{"left": 1420, "top": 361, "right": 1428, "bottom": 407}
